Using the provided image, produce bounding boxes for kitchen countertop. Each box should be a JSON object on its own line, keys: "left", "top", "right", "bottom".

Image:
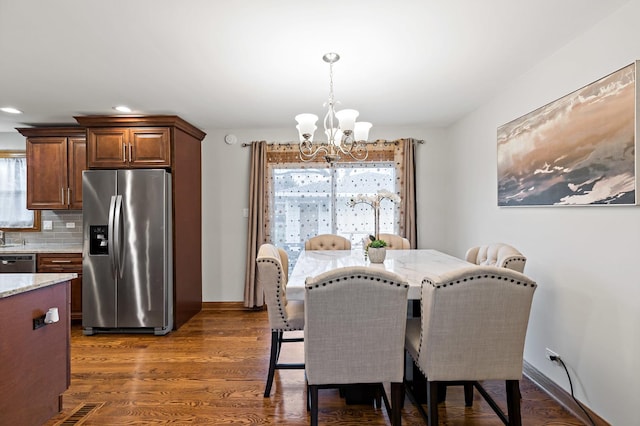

{"left": 0, "top": 243, "right": 83, "bottom": 254}
{"left": 0, "top": 273, "right": 78, "bottom": 298}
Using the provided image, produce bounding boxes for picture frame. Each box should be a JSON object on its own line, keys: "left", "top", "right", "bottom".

{"left": 497, "top": 61, "right": 638, "bottom": 206}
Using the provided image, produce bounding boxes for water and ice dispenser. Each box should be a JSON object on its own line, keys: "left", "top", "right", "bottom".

{"left": 89, "top": 225, "right": 109, "bottom": 255}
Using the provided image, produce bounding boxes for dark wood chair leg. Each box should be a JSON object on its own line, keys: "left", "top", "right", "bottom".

{"left": 437, "top": 383, "right": 447, "bottom": 403}
{"left": 463, "top": 382, "right": 474, "bottom": 407}
{"left": 427, "top": 381, "right": 439, "bottom": 426}
{"left": 412, "top": 362, "right": 428, "bottom": 403}
{"left": 310, "top": 385, "right": 319, "bottom": 426}
{"left": 391, "top": 382, "right": 403, "bottom": 426}
{"left": 506, "top": 380, "right": 522, "bottom": 426}
{"left": 264, "top": 330, "right": 279, "bottom": 397}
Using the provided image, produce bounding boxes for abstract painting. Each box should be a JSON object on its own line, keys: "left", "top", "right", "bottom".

{"left": 497, "top": 61, "right": 637, "bottom": 206}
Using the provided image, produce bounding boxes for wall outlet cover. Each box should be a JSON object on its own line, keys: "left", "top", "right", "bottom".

{"left": 43, "top": 220, "right": 53, "bottom": 230}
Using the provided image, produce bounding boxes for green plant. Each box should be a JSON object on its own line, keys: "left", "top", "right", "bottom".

{"left": 367, "top": 235, "right": 387, "bottom": 248}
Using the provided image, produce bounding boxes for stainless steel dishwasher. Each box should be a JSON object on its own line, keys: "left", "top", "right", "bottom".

{"left": 0, "top": 254, "right": 37, "bottom": 273}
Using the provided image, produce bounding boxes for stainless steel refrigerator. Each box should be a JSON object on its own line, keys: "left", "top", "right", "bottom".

{"left": 82, "top": 169, "right": 173, "bottom": 335}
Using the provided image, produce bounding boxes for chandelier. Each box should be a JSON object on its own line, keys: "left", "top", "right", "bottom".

{"left": 295, "top": 52, "right": 371, "bottom": 163}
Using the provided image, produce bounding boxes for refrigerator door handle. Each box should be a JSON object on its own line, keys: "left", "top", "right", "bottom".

{"left": 107, "top": 195, "right": 118, "bottom": 279}
{"left": 113, "top": 194, "right": 125, "bottom": 279}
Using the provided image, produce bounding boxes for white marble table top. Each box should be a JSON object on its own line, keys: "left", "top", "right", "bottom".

{"left": 0, "top": 273, "right": 77, "bottom": 299}
{"left": 287, "top": 249, "right": 472, "bottom": 300}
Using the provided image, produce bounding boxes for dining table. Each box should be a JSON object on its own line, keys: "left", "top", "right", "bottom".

{"left": 286, "top": 248, "right": 472, "bottom": 301}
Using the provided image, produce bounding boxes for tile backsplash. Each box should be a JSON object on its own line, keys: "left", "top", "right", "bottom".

{"left": 5, "top": 210, "right": 83, "bottom": 245}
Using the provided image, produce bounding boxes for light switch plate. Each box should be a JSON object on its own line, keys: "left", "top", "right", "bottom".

{"left": 43, "top": 220, "right": 53, "bottom": 230}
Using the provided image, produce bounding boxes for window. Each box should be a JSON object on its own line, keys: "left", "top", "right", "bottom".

{"left": 0, "top": 151, "right": 41, "bottom": 231}
{"left": 267, "top": 160, "right": 400, "bottom": 269}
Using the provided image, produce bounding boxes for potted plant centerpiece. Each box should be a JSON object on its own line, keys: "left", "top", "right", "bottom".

{"left": 347, "top": 189, "right": 400, "bottom": 263}
{"left": 366, "top": 235, "right": 388, "bottom": 263}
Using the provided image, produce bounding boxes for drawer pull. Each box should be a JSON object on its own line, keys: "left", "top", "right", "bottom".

{"left": 51, "top": 260, "right": 72, "bottom": 263}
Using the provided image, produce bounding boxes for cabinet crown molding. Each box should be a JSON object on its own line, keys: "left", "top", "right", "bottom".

{"left": 74, "top": 115, "right": 206, "bottom": 141}
{"left": 16, "top": 126, "right": 85, "bottom": 137}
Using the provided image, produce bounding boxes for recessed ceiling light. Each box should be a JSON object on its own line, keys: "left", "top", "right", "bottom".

{"left": 1, "top": 107, "right": 23, "bottom": 114}
{"left": 113, "top": 105, "right": 132, "bottom": 113}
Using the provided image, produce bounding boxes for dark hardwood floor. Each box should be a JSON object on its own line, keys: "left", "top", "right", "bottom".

{"left": 45, "top": 309, "right": 584, "bottom": 425}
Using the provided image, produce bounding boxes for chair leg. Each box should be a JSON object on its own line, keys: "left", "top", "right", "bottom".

{"left": 309, "top": 384, "right": 319, "bottom": 426}
{"left": 506, "top": 380, "right": 522, "bottom": 426}
{"left": 426, "top": 381, "right": 439, "bottom": 426}
{"left": 264, "top": 330, "right": 279, "bottom": 397}
{"left": 437, "top": 383, "right": 447, "bottom": 403}
{"left": 391, "top": 382, "right": 404, "bottom": 426}
{"left": 463, "top": 382, "right": 474, "bottom": 407}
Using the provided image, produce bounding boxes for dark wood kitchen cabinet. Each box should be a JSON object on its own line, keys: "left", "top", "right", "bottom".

{"left": 86, "top": 127, "right": 171, "bottom": 168}
{"left": 37, "top": 253, "right": 83, "bottom": 321}
{"left": 75, "top": 115, "right": 206, "bottom": 330}
{"left": 18, "top": 127, "right": 86, "bottom": 210}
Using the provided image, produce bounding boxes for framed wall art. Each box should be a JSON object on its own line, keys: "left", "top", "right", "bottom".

{"left": 497, "top": 61, "right": 638, "bottom": 206}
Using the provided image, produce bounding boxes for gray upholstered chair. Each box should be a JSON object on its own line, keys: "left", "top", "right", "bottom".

{"left": 405, "top": 265, "right": 537, "bottom": 426}
{"left": 465, "top": 243, "right": 527, "bottom": 273}
{"left": 304, "top": 234, "right": 351, "bottom": 250}
{"left": 305, "top": 266, "right": 409, "bottom": 426}
{"left": 256, "top": 243, "right": 304, "bottom": 397}
{"left": 378, "top": 233, "right": 411, "bottom": 250}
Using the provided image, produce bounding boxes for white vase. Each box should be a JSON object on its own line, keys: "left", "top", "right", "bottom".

{"left": 368, "top": 247, "right": 386, "bottom": 263}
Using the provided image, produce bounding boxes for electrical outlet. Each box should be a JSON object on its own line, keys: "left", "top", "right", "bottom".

{"left": 545, "top": 348, "right": 560, "bottom": 365}
{"left": 43, "top": 220, "right": 53, "bottom": 230}
{"left": 66, "top": 222, "right": 75, "bottom": 229}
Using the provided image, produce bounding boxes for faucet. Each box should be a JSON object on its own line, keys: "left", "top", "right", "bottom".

{"left": 0, "top": 230, "right": 4, "bottom": 246}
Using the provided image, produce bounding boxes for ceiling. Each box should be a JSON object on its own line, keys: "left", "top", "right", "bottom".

{"left": 0, "top": 0, "right": 630, "bottom": 135}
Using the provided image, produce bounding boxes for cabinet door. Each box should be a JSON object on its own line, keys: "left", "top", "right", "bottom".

{"left": 87, "top": 128, "right": 128, "bottom": 168}
{"left": 129, "top": 127, "right": 171, "bottom": 167}
{"left": 37, "top": 253, "right": 83, "bottom": 320}
{"left": 26, "top": 137, "right": 68, "bottom": 209}
{"left": 67, "top": 136, "right": 86, "bottom": 210}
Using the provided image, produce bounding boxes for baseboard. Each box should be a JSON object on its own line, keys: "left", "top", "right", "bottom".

{"left": 201, "top": 301, "right": 265, "bottom": 311}
{"left": 523, "top": 360, "right": 609, "bottom": 426}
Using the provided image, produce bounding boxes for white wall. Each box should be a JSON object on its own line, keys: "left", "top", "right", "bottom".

{"left": 446, "top": 1, "right": 640, "bottom": 424}
{"left": 201, "top": 126, "right": 451, "bottom": 302}
{"left": 0, "top": 132, "right": 25, "bottom": 149}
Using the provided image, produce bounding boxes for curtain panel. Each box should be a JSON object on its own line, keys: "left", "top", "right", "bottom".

{"left": 0, "top": 156, "right": 32, "bottom": 228}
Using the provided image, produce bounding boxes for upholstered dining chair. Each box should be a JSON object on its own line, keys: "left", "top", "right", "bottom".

{"left": 305, "top": 266, "right": 409, "bottom": 426}
{"left": 304, "top": 234, "right": 351, "bottom": 250}
{"left": 405, "top": 265, "right": 537, "bottom": 426}
{"left": 256, "top": 243, "right": 304, "bottom": 397}
{"left": 465, "top": 242, "right": 527, "bottom": 273}
{"left": 378, "top": 233, "right": 411, "bottom": 250}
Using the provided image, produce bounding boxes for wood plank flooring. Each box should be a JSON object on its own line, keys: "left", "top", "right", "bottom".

{"left": 44, "top": 309, "right": 584, "bottom": 425}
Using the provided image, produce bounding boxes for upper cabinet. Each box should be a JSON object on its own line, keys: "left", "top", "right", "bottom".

{"left": 86, "top": 127, "right": 171, "bottom": 168}
{"left": 18, "top": 127, "right": 86, "bottom": 210}
{"left": 76, "top": 116, "right": 205, "bottom": 171}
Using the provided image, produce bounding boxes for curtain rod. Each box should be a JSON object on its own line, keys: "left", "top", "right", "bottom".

{"left": 241, "top": 139, "right": 425, "bottom": 147}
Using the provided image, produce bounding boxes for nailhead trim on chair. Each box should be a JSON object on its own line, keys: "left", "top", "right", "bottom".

{"left": 503, "top": 257, "right": 527, "bottom": 268}
{"left": 307, "top": 273, "right": 409, "bottom": 290}
{"left": 424, "top": 273, "right": 537, "bottom": 289}
{"left": 257, "top": 257, "right": 303, "bottom": 331}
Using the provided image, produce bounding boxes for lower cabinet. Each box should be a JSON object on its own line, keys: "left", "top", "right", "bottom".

{"left": 37, "top": 253, "right": 82, "bottom": 321}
